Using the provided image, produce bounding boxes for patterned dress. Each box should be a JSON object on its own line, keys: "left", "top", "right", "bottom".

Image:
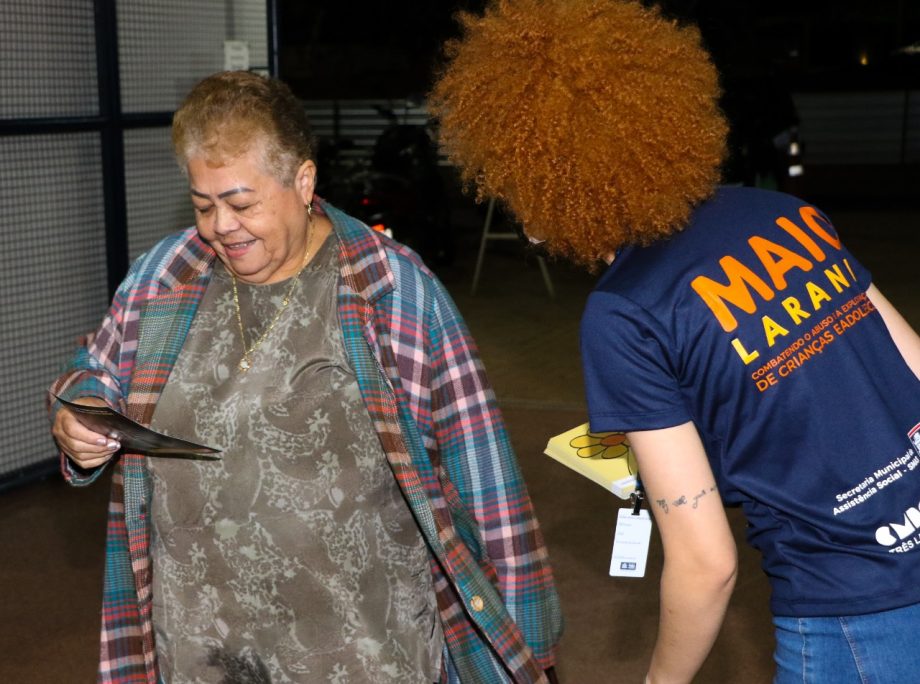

{"left": 148, "top": 238, "right": 442, "bottom": 683}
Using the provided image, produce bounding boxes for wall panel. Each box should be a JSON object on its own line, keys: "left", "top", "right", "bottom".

{"left": 0, "top": 134, "right": 109, "bottom": 479}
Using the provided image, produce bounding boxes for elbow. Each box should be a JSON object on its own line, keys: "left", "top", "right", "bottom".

{"left": 666, "top": 544, "right": 738, "bottom": 596}
{"left": 710, "top": 548, "right": 739, "bottom": 601}
{"left": 685, "top": 553, "right": 737, "bottom": 600}
{"left": 707, "top": 543, "right": 739, "bottom": 592}
{"left": 717, "top": 556, "right": 739, "bottom": 597}
{"left": 693, "top": 554, "right": 738, "bottom": 609}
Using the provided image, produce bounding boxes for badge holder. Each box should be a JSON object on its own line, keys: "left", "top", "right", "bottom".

{"left": 609, "top": 480, "right": 652, "bottom": 578}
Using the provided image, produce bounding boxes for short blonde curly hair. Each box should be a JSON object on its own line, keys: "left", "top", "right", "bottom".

{"left": 172, "top": 71, "right": 316, "bottom": 185}
{"left": 429, "top": 0, "right": 727, "bottom": 269}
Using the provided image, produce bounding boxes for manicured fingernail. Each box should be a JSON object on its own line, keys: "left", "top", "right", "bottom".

{"left": 96, "top": 438, "right": 108, "bottom": 446}
{"left": 107, "top": 440, "right": 120, "bottom": 450}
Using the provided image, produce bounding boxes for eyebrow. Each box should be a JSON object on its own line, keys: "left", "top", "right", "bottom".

{"left": 190, "top": 186, "right": 255, "bottom": 200}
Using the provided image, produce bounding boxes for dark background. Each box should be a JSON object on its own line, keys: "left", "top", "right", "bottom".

{"left": 277, "top": 0, "right": 920, "bottom": 99}
{"left": 277, "top": 0, "right": 920, "bottom": 219}
{"left": 278, "top": 0, "right": 487, "bottom": 98}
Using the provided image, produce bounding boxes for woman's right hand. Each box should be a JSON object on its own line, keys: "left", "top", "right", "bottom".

{"left": 52, "top": 397, "right": 121, "bottom": 469}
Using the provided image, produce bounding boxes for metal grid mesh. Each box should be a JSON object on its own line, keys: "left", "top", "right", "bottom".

{"left": 0, "top": 134, "right": 109, "bottom": 478}
{"left": 118, "top": 0, "right": 268, "bottom": 113}
{"left": 0, "top": 0, "right": 98, "bottom": 119}
{"left": 228, "top": 0, "right": 269, "bottom": 69}
{"left": 125, "top": 127, "right": 195, "bottom": 260}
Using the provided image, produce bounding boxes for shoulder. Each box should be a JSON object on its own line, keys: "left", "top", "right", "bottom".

{"left": 601, "top": 186, "right": 816, "bottom": 287}
{"left": 580, "top": 287, "right": 668, "bottom": 348}
{"left": 704, "top": 185, "right": 800, "bottom": 210}
{"left": 380, "top": 236, "right": 461, "bottom": 339}
{"left": 690, "top": 185, "right": 821, "bottom": 231}
{"left": 382, "top": 235, "right": 437, "bottom": 290}
{"left": 119, "top": 228, "right": 212, "bottom": 297}
{"left": 328, "top": 200, "right": 442, "bottom": 306}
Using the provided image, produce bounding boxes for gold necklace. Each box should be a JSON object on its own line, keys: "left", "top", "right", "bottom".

{"left": 231, "top": 225, "right": 315, "bottom": 372}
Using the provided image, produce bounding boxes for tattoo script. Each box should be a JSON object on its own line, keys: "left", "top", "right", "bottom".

{"left": 654, "top": 485, "right": 717, "bottom": 514}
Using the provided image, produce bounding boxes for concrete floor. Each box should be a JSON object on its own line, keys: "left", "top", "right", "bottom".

{"left": 1, "top": 198, "right": 917, "bottom": 683}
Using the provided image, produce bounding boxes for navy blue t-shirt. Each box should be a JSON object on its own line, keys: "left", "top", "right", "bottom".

{"left": 581, "top": 186, "right": 920, "bottom": 617}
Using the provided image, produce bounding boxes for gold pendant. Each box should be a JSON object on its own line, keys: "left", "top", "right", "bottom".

{"left": 239, "top": 357, "right": 251, "bottom": 372}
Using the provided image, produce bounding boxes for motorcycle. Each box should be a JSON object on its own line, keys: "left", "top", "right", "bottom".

{"left": 316, "top": 102, "right": 453, "bottom": 267}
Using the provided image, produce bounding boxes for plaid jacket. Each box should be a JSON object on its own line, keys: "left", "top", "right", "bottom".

{"left": 50, "top": 201, "right": 562, "bottom": 684}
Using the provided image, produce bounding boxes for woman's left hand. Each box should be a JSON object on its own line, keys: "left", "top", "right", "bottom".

{"left": 52, "top": 397, "right": 121, "bottom": 469}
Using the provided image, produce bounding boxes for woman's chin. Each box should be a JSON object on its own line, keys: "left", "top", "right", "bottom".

{"left": 219, "top": 257, "right": 263, "bottom": 283}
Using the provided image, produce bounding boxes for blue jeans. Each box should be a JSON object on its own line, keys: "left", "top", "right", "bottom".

{"left": 773, "top": 601, "right": 920, "bottom": 683}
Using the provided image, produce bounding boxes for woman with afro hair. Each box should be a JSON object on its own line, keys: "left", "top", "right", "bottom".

{"left": 431, "top": 1, "right": 920, "bottom": 682}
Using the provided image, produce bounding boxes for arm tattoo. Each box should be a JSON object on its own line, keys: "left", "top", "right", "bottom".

{"left": 654, "top": 484, "right": 718, "bottom": 514}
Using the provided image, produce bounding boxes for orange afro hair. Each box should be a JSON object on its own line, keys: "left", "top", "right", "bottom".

{"left": 429, "top": 0, "right": 727, "bottom": 269}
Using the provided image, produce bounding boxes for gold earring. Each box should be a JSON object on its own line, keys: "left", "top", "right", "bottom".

{"left": 307, "top": 202, "right": 313, "bottom": 216}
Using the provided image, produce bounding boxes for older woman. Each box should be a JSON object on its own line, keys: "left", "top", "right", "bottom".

{"left": 431, "top": 2, "right": 920, "bottom": 683}
{"left": 50, "top": 71, "right": 561, "bottom": 684}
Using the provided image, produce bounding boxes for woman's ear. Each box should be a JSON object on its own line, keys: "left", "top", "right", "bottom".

{"left": 295, "top": 160, "right": 317, "bottom": 204}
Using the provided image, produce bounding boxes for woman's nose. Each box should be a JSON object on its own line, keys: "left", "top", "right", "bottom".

{"left": 213, "top": 206, "right": 239, "bottom": 234}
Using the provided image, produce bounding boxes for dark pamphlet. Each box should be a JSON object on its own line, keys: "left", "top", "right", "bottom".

{"left": 53, "top": 395, "right": 222, "bottom": 459}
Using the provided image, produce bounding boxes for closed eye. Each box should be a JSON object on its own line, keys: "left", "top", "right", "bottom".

{"left": 230, "top": 202, "right": 258, "bottom": 214}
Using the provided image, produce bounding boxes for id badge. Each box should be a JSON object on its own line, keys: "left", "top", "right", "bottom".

{"left": 609, "top": 507, "right": 652, "bottom": 578}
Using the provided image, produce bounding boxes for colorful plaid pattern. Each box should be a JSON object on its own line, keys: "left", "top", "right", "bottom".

{"left": 50, "top": 200, "right": 562, "bottom": 683}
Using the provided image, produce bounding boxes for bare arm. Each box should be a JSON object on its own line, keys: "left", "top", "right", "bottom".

{"left": 627, "top": 422, "right": 737, "bottom": 684}
{"left": 866, "top": 284, "right": 920, "bottom": 380}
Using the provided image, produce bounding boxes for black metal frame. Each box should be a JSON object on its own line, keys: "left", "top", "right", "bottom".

{"left": 94, "top": 0, "right": 129, "bottom": 295}
{"left": 267, "top": 0, "right": 280, "bottom": 77}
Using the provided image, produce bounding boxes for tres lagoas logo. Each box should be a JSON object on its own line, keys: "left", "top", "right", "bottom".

{"left": 874, "top": 424, "right": 920, "bottom": 553}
